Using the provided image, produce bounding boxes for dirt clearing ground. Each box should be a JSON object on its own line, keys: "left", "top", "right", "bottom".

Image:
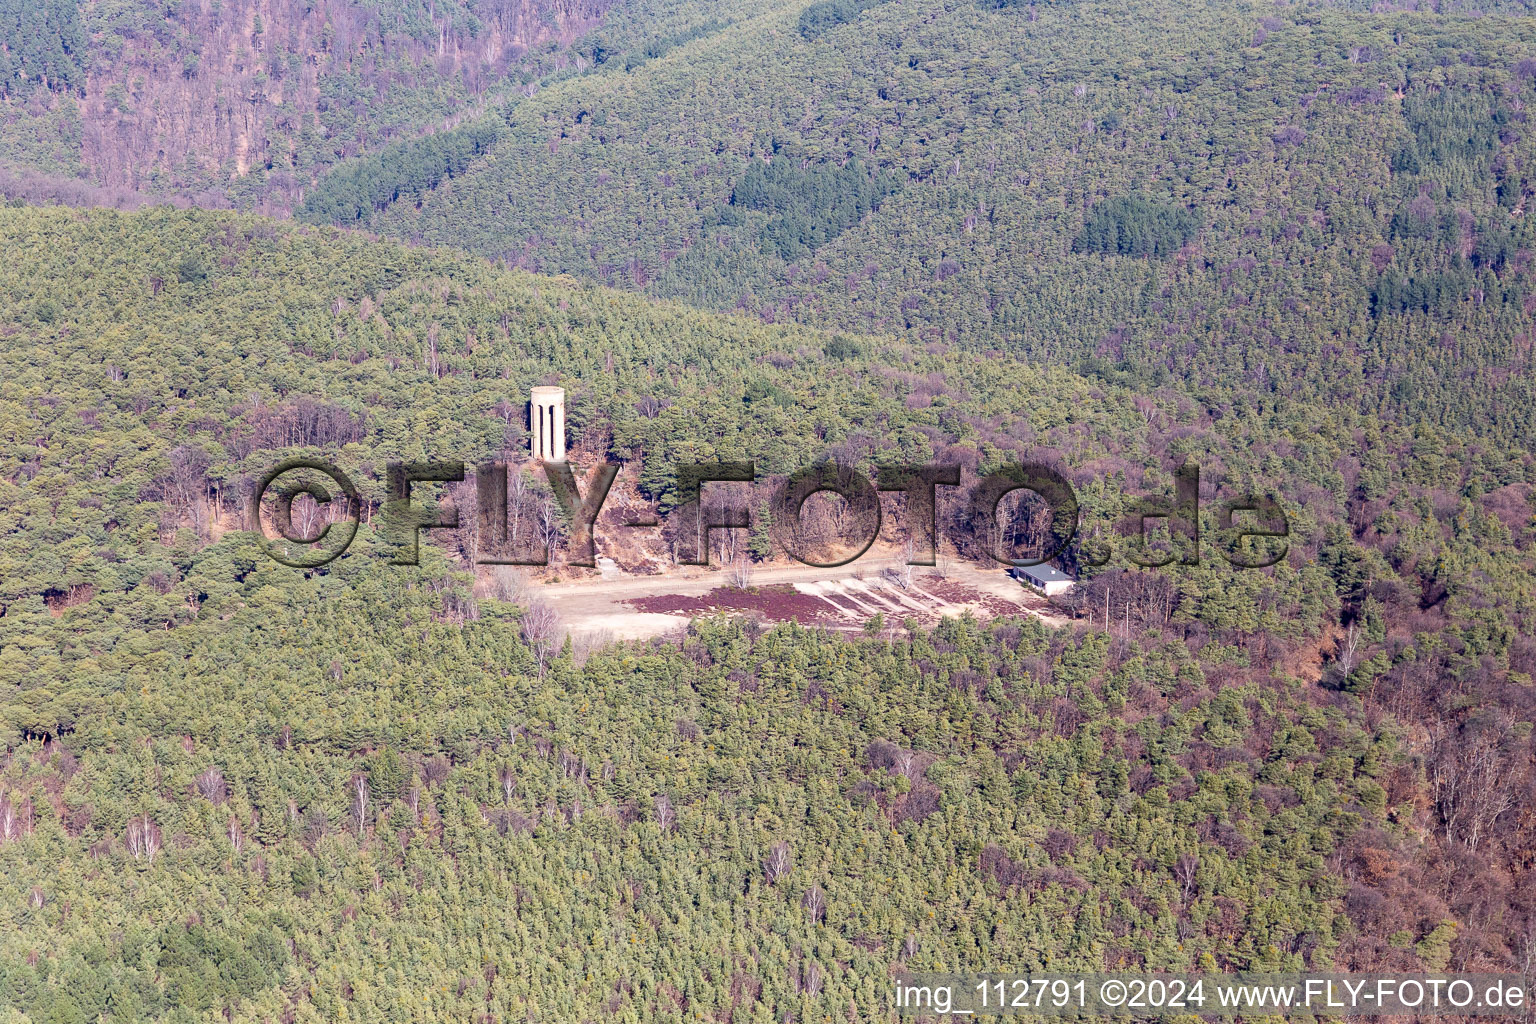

{"left": 535, "top": 557, "right": 1070, "bottom": 643}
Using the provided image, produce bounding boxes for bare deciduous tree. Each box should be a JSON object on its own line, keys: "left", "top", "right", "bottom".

{"left": 507, "top": 468, "right": 538, "bottom": 555}
{"left": 1338, "top": 622, "right": 1361, "bottom": 680}
{"left": 764, "top": 841, "right": 792, "bottom": 885}
{"left": 1429, "top": 714, "right": 1524, "bottom": 851}
{"left": 422, "top": 755, "right": 452, "bottom": 788}
{"left": 1174, "top": 853, "right": 1200, "bottom": 904}
{"left": 194, "top": 766, "right": 227, "bottom": 804}
{"left": 291, "top": 492, "right": 325, "bottom": 543}
{"left": 728, "top": 551, "right": 753, "bottom": 590}
{"left": 654, "top": 794, "right": 675, "bottom": 831}
{"left": 1519, "top": 924, "right": 1536, "bottom": 1024}
{"left": 126, "top": 814, "right": 160, "bottom": 863}
{"left": 0, "top": 793, "right": 16, "bottom": 844}
{"left": 489, "top": 566, "right": 528, "bottom": 604}
{"left": 572, "top": 629, "right": 614, "bottom": 668}
{"left": 802, "top": 884, "right": 826, "bottom": 922}
{"left": 521, "top": 600, "right": 562, "bottom": 675}
{"left": 558, "top": 750, "right": 587, "bottom": 784}
{"left": 451, "top": 475, "right": 481, "bottom": 567}
{"left": 352, "top": 774, "right": 370, "bottom": 839}
{"left": 425, "top": 326, "right": 441, "bottom": 378}
{"left": 899, "top": 538, "right": 918, "bottom": 588}
{"left": 536, "top": 494, "right": 563, "bottom": 559}
{"left": 0, "top": 791, "right": 24, "bottom": 843}
{"left": 168, "top": 445, "right": 212, "bottom": 537}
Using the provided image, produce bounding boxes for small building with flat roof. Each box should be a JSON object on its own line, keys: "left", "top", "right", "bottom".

{"left": 1010, "top": 563, "right": 1075, "bottom": 597}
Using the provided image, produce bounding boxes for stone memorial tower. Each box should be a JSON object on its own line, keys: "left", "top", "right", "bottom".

{"left": 529, "top": 386, "right": 566, "bottom": 461}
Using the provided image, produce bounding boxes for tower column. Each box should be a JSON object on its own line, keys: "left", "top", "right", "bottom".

{"left": 554, "top": 395, "right": 566, "bottom": 461}
{"left": 529, "top": 386, "right": 567, "bottom": 462}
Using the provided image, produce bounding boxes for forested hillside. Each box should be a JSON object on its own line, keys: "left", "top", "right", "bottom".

{"left": 0, "top": 207, "right": 1533, "bottom": 1019}
{"left": 0, "top": 0, "right": 644, "bottom": 207}
{"left": 297, "top": 0, "right": 1536, "bottom": 445}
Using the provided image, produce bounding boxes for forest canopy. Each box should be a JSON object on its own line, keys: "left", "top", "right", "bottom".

{"left": 1071, "top": 195, "right": 1202, "bottom": 259}
{"left": 0, "top": 205, "right": 1532, "bottom": 1020}
{"left": 3, "top": 0, "right": 1536, "bottom": 1017}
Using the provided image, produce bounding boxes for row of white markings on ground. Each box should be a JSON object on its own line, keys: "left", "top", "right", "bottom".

{"left": 793, "top": 575, "right": 971, "bottom": 621}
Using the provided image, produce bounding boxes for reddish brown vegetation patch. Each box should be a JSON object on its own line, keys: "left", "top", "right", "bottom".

{"left": 44, "top": 584, "right": 95, "bottom": 617}
{"left": 628, "top": 585, "right": 831, "bottom": 624}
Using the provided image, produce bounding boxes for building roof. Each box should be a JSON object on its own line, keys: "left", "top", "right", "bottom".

{"left": 1014, "top": 563, "right": 1074, "bottom": 583}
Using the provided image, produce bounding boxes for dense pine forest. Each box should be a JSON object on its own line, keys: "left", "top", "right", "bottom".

{"left": 1, "top": 0, "right": 1535, "bottom": 1020}
{"left": 302, "top": 0, "right": 1536, "bottom": 444}
{"left": 0, "top": 206, "right": 1532, "bottom": 1020}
